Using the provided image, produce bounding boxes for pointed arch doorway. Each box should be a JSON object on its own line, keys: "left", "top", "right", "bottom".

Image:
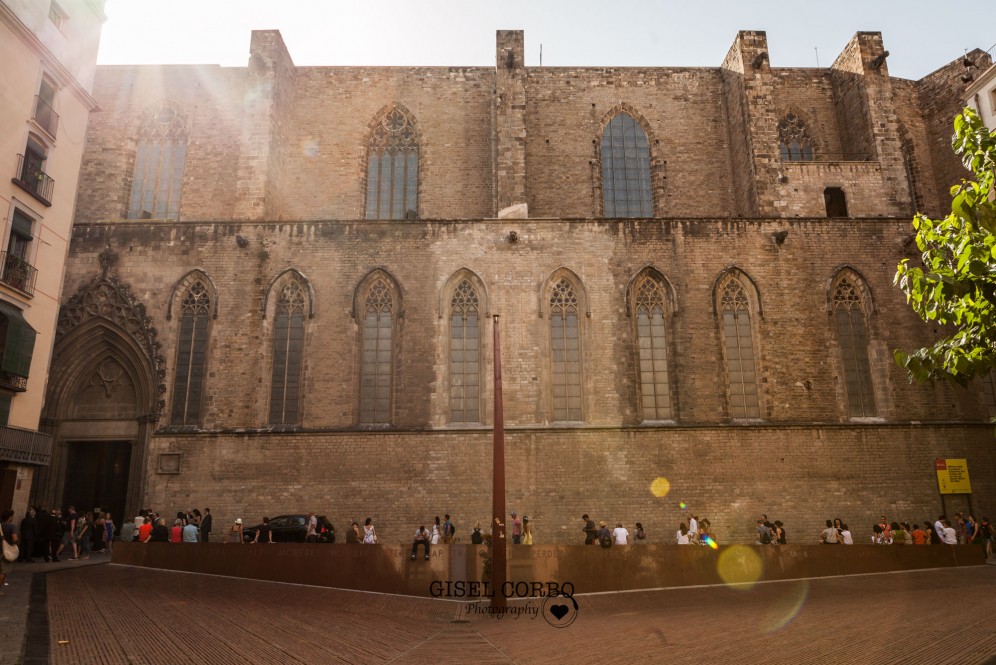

{"left": 33, "top": 255, "right": 164, "bottom": 521}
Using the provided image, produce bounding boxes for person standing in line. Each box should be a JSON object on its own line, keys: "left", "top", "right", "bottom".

{"left": 64, "top": 505, "right": 78, "bottom": 560}
{"left": 521, "top": 516, "right": 533, "bottom": 545}
{"left": 253, "top": 517, "right": 274, "bottom": 544}
{"left": 471, "top": 522, "right": 484, "bottom": 544}
{"left": 75, "top": 512, "right": 91, "bottom": 560}
{"left": 911, "top": 523, "right": 927, "bottom": 545}
{"left": 200, "top": 508, "right": 212, "bottom": 543}
{"left": 103, "top": 513, "right": 115, "bottom": 554}
{"left": 977, "top": 517, "right": 992, "bottom": 558}
{"left": 773, "top": 520, "right": 787, "bottom": 544}
{"left": 48, "top": 509, "right": 65, "bottom": 562}
{"left": 346, "top": 522, "right": 360, "bottom": 544}
{"left": 941, "top": 520, "right": 958, "bottom": 545}
{"left": 688, "top": 515, "right": 699, "bottom": 544}
{"left": 582, "top": 514, "right": 597, "bottom": 545}
{"left": 362, "top": 518, "right": 377, "bottom": 544}
{"left": 964, "top": 515, "right": 978, "bottom": 544}
{"left": 1, "top": 510, "right": 19, "bottom": 590}
{"left": 597, "top": 521, "right": 612, "bottom": 547}
{"left": 226, "top": 518, "right": 243, "bottom": 544}
{"left": 17, "top": 508, "right": 36, "bottom": 562}
{"left": 182, "top": 519, "right": 199, "bottom": 543}
{"left": 305, "top": 512, "right": 318, "bottom": 543}
{"left": 510, "top": 512, "right": 522, "bottom": 544}
{"left": 612, "top": 522, "right": 628, "bottom": 545}
{"left": 634, "top": 522, "right": 646, "bottom": 542}
{"left": 430, "top": 516, "right": 441, "bottom": 545}
{"left": 839, "top": 523, "right": 853, "bottom": 545}
{"left": 170, "top": 520, "right": 183, "bottom": 543}
{"left": 442, "top": 514, "right": 454, "bottom": 544}
{"left": 755, "top": 519, "right": 772, "bottom": 545}
{"left": 93, "top": 512, "right": 105, "bottom": 553}
{"left": 676, "top": 523, "right": 690, "bottom": 545}
{"left": 411, "top": 525, "right": 430, "bottom": 560}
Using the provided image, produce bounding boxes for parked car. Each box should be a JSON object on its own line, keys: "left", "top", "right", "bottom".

{"left": 242, "top": 515, "right": 335, "bottom": 543}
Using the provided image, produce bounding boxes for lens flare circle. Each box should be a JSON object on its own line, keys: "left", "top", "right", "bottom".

{"left": 678, "top": 501, "right": 687, "bottom": 509}
{"left": 702, "top": 535, "right": 719, "bottom": 550}
{"left": 717, "top": 545, "right": 763, "bottom": 589}
{"left": 650, "top": 477, "right": 671, "bottom": 498}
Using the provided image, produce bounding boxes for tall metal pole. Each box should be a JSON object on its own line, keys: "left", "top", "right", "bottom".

{"left": 491, "top": 314, "right": 507, "bottom": 609}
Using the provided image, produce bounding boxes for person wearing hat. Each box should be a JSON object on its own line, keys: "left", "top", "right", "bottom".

{"left": 597, "top": 521, "right": 612, "bottom": 547}
{"left": 510, "top": 511, "right": 522, "bottom": 544}
{"left": 226, "top": 518, "right": 244, "bottom": 544}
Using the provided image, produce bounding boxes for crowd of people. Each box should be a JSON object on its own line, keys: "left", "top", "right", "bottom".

{"left": 1, "top": 505, "right": 119, "bottom": 564}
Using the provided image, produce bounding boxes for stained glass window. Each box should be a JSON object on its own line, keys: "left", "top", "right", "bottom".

{"left": 832, "top": 278, "right": 875, "bottom": 417}
{"left": 720, "top": 278, "right": 760, "bottom": 419}
{"left": 601, "top": 113, "right": 653, "bottom": 217}
{"left": 128, "top": 105, "right": 187, "bottom": 220}
{"left": 365, "top": 107, "right": 419, "bottom": 220}
{"left": 360, "top": 279, "right": 393, "bottom": 423}
{"left": 635, "top": 275, "right": 672, "bottom": 420}
{"left": 450, "top": 280, "right": 481, "bottom": 423}
{"left": 171, "top": 281, "right": 210, "bottom": 426}
{"left": 550, "top": 279, "right": 582, "bottom": 421}
{"left": 778, "top": 113, "right": 815, "bottom": 162}
{"left": 269, "top": 280, "right": 305, "bottom": 425}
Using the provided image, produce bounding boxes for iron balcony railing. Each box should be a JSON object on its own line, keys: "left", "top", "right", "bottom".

{"left": 0, "top": 252, "right": 37, "bottom": 296}
{"left": 0, "top": 425, "right": 52, "bottom": 465}
{"left": 0, "top": 371, "right": 27, "bottom": 392}
{"left": 33, "top": 95, "right": 59, "bottom": 137}
{"left": 13, "top": 154, "right": 54, "bottom": 206}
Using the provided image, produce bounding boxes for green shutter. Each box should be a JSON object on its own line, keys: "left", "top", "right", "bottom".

{"left": 11, "top": 211, "right": 33, "bottom": 238}
{"left": 0, "top": 303, "right": 37, "bottom": 378}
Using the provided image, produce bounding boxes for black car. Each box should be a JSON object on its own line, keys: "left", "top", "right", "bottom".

{"left": 242, "top": 515, "right": 335, "bottom": 543}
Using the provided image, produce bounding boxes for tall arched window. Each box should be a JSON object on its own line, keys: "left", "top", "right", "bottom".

{"left": 365, "top": 106, "right": 419, "bottom": 220}
{"left": 450, "top": 279, "right": 481, "bottom": 423}
{"left": 634, "top": 273, "right": 672, "bottom": 420}
{"left": 360, "top": 279, "right": 394, "bottom": 423}
{"left": 128, "top": 104, "right": 187, "bottom": 220}
{"left": 601, "top": 112, "right": 653, "bottom": 217}
{"left": 550, "top": 278, "right": 582, "bottom": 421}
{"left": 718, "top": 276, "right": 760, "bottom": 419}
{"left": 778, "top": 112, "right": 815, "bottom": 162}
{"left": 269, "top": 280, "right": 306, "bottom": 425}
{"left": 832, "top": 275, "right": 876, "bottom": 417}
{"left": 170, "top": 281, "right": 210, "bottom": 426}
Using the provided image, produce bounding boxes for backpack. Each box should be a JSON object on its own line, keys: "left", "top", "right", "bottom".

{"left": 636, "top": 528, "right": 646, "bottom": 540}
{"left": 760, "top": 529, "right": 772, "bottom": 545}
{"left": 599, "top": 532, "right": 613, "bottom": 548}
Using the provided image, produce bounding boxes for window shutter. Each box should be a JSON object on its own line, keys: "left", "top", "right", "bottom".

{"left": 0, "top": 303, "right": 37, "bottom": 378}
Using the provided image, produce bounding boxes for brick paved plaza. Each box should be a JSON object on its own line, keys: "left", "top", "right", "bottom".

{"left": 2, "top": 562, "right": 994, "bottom": 664}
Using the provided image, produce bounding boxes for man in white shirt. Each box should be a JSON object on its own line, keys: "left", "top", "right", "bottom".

{"left": 934, "top": 515, "right": 946, "bottom": 543}
{"left": 941, "top": 520, "right": 957, "bottom": 544}
{"left": 612, "top": 522, "right": 629, "bottom": 545}
{"left": 688, "top": 516, "right": 699, "bottom": 544}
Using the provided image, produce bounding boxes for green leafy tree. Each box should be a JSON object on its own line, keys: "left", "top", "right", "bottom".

{"left": 895, "top": 108, "right": 996, "bottom": 385}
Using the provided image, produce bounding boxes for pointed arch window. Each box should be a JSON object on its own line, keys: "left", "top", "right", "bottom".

{"left": 719, "top": 278, "right": 760, "bottom": 418}
{"left": 170, "top": 281, "right": 210, "bottom": 426}
{"left": 269, "top": 280, "right": 306, "bottom": 425}
{"left": 449, "top": 280, "right": 481, "bottom": 423}
{"left": 550, "top": 279, "right": 582, "bottom": 421}
{"left": 634, "top": 274, "right": 672, "bottom": 420}
{"left": 601, "top": 113, "right": 653, "bottom": 217}
{"left": 778, "top": 112, "right": 815, "bottom": 162}
{"left": 832, "top": 277, "right": 875, "bottom": 417}
{"left": 365, "top": 107, "right": 419, "bottom": 220}
{"left": 360, "top": 279, "right": 394, "bottom": 423}
{"left": 128, "top": 105, "right": 187, "bottom": 220}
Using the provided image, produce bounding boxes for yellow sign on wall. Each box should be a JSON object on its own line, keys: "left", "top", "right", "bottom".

{"left": 935, "top": 458, "right": 972, "bottom": 494}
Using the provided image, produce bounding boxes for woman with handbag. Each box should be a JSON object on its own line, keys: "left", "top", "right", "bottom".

{"left": 1, "top": 510, "right": 20, "bottom": 592}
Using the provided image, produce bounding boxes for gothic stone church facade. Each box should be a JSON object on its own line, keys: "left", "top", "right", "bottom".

{"left": 33, "top": 30, "right": 995, "bottom": 543}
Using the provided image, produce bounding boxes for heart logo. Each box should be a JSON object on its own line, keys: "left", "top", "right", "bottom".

{"left": 549, "top": 604, "right": 569, "bottom": 620}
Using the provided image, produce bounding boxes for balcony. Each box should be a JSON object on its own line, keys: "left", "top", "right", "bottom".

{"left": 33, "top": 95, "right": 60, "bottom": 138}
{"left": 0, "top": 425, "right": 52, "bottom": 465}
{"left": 12, "top": 154, "right": 54, "bottom": 206}
{"left": 0, "top": 371, "right": 27, "bottom": 392}
{"left": 0, "top": 252, "right": 37, "bottom": 296}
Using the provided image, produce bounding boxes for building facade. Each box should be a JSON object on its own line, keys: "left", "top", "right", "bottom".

{"left": 34, "top": 29, "right": 996, "bottom": 543}
{"left": 0, "top": 0, "right": 105, "bottom": 517}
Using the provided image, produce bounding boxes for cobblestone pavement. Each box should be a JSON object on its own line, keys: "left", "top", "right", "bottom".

{"left": 5, "top": 562, "right": 995, "bottom": 665}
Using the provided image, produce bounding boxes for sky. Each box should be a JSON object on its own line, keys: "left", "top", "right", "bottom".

{"left": 95, "top": 1, "right": 996, "bottom": 81}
